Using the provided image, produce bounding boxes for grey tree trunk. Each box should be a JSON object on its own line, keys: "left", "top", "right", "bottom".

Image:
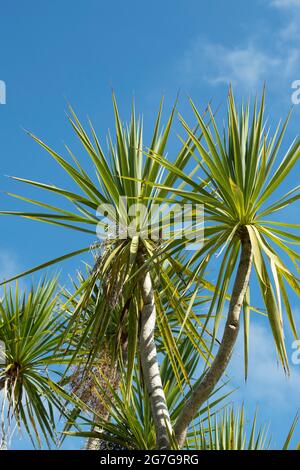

{"left": 174, "top": 229, "right": 253, "bottom": 448}
{"left": 139, "top": 270, "right": 172, "bottom": 450}
{"left": 85, "top": 420, "right": 108, "bottom": 450}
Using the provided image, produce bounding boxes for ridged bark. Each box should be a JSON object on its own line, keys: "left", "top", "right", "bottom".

{"left": 174, "top": 230, "right": 253, "bottom": 448}
{"left": 139, "top": 270, "right": 172, "bottom": 449}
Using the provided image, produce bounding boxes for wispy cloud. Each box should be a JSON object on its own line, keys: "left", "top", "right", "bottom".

{"left": 231, "top": 321, "right": 300, "bottom": 405}
{"left": 0, "top": 251, "right": 19, "bottom": 282}
{"left": 181, "top": 40, "right": 284, "bottom": 91}
{"left": 181, "top": 39, "right": 300, "bottom": 93}
{"left": 228, "top": 320, "right": 300, "bottom": 446}
{"left": 0, "top": 251, "right": 25, "bottom": 295}
{"left": 268, "top": 0, "right": 300, "bottom": 44}
{"left": 179, "top": 1, "right": 300, "bottom": 94}
{"left": 271, "top": 0, "right": 300, "bottom": 8}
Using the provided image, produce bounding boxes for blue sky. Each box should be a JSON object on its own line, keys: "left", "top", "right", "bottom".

{"left": 1, "top": 0, "right": 300, "bottom": 449}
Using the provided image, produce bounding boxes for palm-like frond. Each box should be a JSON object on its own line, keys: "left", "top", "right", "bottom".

{"left": 0, "top": 278, "right": 72, "bottom": 447}
{"left": 147, "top": 88, "right": 300, "bottom": 373}
{"left": 64, "top": 336, "right": 232, "bottom": 450}
{"left": 194, "top": 405, "right": 298, "bottom": 450}
{"left": 0, "top": 97, "right": 215, "bottom": 392}
{"left": 64, "top": 334, "right": 299, "bottom": 450}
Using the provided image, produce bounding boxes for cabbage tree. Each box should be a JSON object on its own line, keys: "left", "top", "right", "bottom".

{"left": 148, "top": 88, "right": 300, "bottom": 447}
{"left": 0, "top": 97, "right": 209, "bottom": 449}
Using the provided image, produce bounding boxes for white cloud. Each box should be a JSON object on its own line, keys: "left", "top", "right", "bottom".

{"left": 181, "top": 38, "right": 299, "bottom": 92}
{"left": 270, "top": 0, "right": 300, "bottom": 43}
{"left": 180, "top": 9, "right": 300, "bottom": 95}
{"left": 190, "top": 42, "right": 281, "bottom": 90}
{"left": 0, "top": 251, "right": 19, "bottom": 282}
{"left": 230, "top": 321, "right": 300, "bottom": 412}
{"left": 271, "top": 0, "right": 300, "bottom": 8}
{"left": 224, "top": 319, "right": 300, "bottom": 447}
{"left": 279, "top": 20, "right": 300, "bottom": 41}
{"left": 179, "top": 0, "right": 300, "bottom": 94}
{"left": 0, "top": 251, "right": 25, "bottom": 296}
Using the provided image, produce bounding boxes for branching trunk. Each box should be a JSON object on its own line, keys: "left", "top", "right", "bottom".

{"left": 174, "top": 229, "right": 253, "bottom": 448}
{"left": 139, "top": 270, "right": 172, "bottom": 450}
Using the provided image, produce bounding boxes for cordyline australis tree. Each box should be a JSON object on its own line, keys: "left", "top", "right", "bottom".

{"left": 0, "top": 96, "right": 212, "bottom": 449}
{"left": 0, "top": 279, "right": 298, "bottom": 449}
{"left": 149, "top": 87, "right": 300, "bottom": 447}
{"left": 0, "top": 273, "right": 219, "bottom": 449}
{"left": 61, "top": 261, "right": 216, "bottom": 450}
{"left": 61, "top": 260, "right": 212, "bottom": 450}
{"left": 1, "top": 88, "right": 300, "bottom": 449}
{"left": 63, "top": 330, "right": 232, "bottom": 449}
{"left": 60, "top": 268, "right": 129, "bottom": 451}
{"left": 65, "top": 337, "right": 298, "bottom": 450}
{"left": 0, "top": 278, "right": 74, "bottom": 448}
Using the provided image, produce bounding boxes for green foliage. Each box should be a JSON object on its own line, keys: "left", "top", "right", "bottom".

{"left": 0, "top": 278, "right": 71, "bottom": 447}
{"left": 1, "top": 89, "right": 300, "bottom": 449}
{"left": 0, "top": 96, "right": 214, "bottom": 395}
{"left": 194, "top": 405, "right": 298, "bottom": 450}
{"left": 149, "top": 88, "right": 300, "bottom": 373}
{"left": 64, "top": 336, "right": 232, "bottom": 450}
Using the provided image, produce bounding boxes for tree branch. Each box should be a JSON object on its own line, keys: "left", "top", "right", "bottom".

{"left": 174, "top": 228, "right": 253, "bottom": 448}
